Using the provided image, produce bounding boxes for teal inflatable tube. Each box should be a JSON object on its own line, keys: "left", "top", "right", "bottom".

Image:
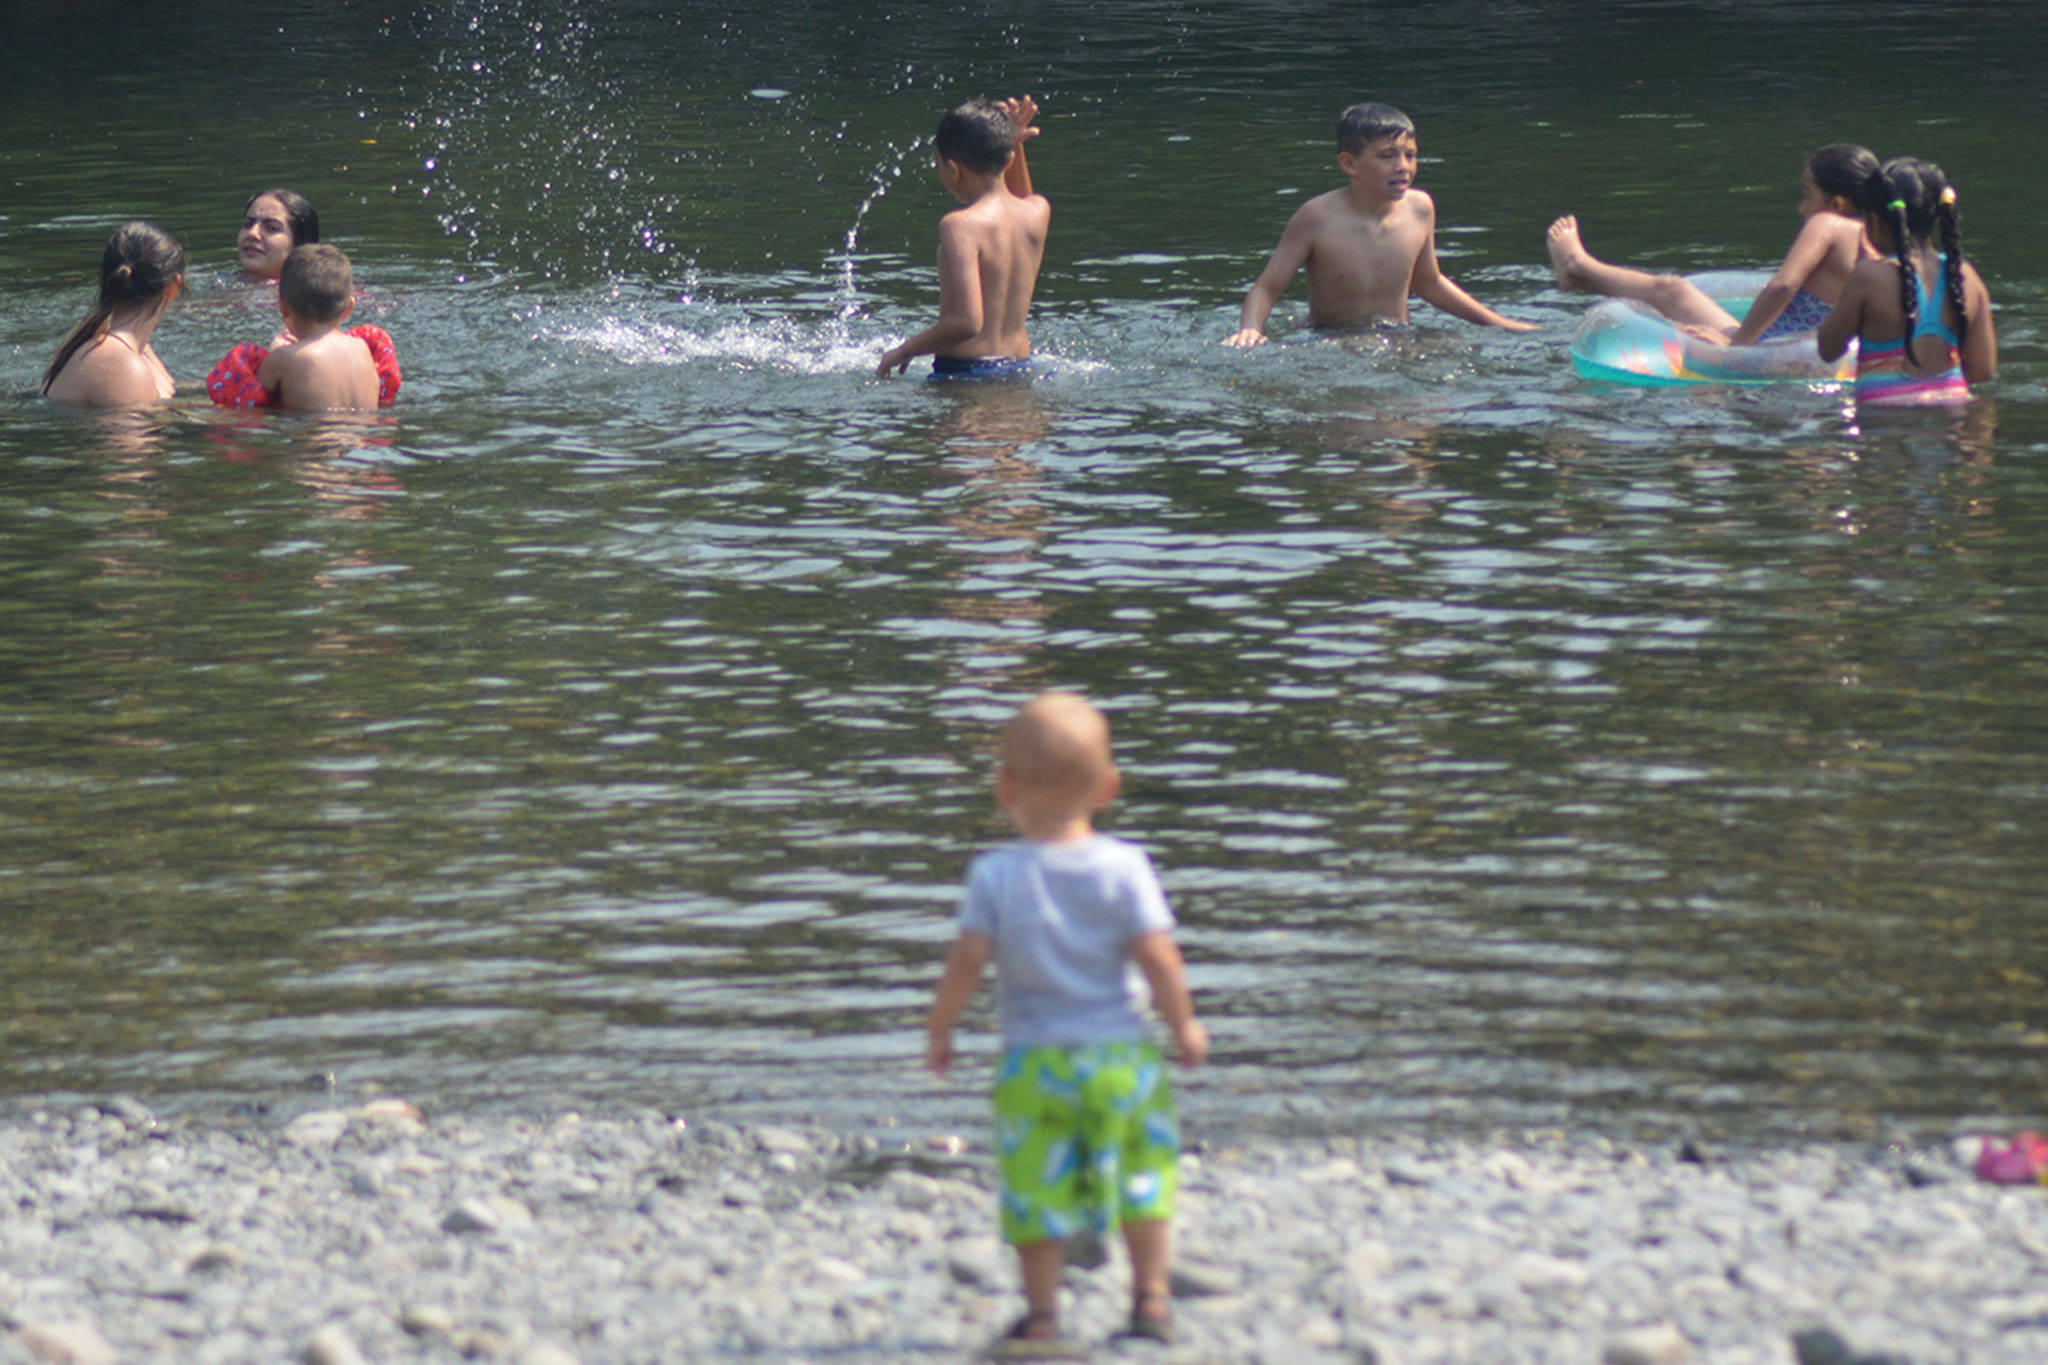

{"left": 1568, "top": 270, "right": 1855, "bottom": 387}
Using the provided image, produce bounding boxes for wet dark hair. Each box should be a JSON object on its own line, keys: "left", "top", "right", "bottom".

{"left": 244, "top": 188, "right": 319, "bottom": 246}
{"left": 1855, "top": 157, "right": 1969, "bottom": 346}
{"left": 934, "top": 100, "right": 1015, "bottom": 175}
{"left": 279, "top": 243, "right": 355, "bottom": 322}
{"left": 41, "top": 221, "right": 187, "bottom": 395}
{"left": 1337, "top": 102, "right": 1415, "bottom": 156}
{"left": 1805, "top": 144, "right": 1878, "bottom": 202}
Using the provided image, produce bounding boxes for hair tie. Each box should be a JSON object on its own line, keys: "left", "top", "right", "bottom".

{"left": 1939, "top": 186, "right": 1958, "bottom": 207}
{"left": 1886, "top": 199, "right": 1907, "bottom": 214}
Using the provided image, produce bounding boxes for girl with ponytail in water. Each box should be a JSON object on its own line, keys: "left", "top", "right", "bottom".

{"left": 1817, "top": 157, "right": 1997, "bottom": 406}
{"left": 42, "top": 221, "right": 187, "bottom": 407}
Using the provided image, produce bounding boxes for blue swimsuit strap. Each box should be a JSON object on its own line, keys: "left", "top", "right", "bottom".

{"left": 1909, "top": 254, "right": 1961, "bottom": 348}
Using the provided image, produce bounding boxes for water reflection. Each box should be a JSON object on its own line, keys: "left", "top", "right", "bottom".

{"left": 0, "top": 2, "right": 2045, "bottom": 1141}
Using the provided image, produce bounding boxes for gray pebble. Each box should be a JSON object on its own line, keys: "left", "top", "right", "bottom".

{"left": 1169, "top": 1260, "right": 1241, "bottom": 1297}
{"left": 754, "top": 1127, "right": 814, "bottom": 1157}
{"left": 441, "top": 1194, "right": 533, "bottom": 1234}
{"left": 1603, "top": 1321, "right": 1690, "bottom": 1365}
{"left": 14, "top": 1321, "right": 116, "bottom": 1365}
{"left": 182, "top": 1243, "right": 246, "bottom": 1275}
{"left": 0, "top": 1110, "right": 2041, "bottom": 1364}
{"left": 300, "top": 1325, "right": 370, "bottom": 1365}
{"left": 946, "top": 1243, "right": 1005, "bottom": 1289}
{"left": 517, "top": 1344, "right": 581, "bottom": 1365}
{"left": 720, "top": 1181, "right": 765, "bottom": 1208}
{"left": 282, "top": 1111, "right": 350, "bottom": 1150}
{"left": 400, "top": 1304, "right": 456, "bottom": 1337}
{"left": 884, "top": 1171, "right": 941, "bottom": 1210}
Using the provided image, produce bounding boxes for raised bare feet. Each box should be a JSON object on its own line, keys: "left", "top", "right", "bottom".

{"left": 1546, "top": 215, "right": 1593, "bottom": 291}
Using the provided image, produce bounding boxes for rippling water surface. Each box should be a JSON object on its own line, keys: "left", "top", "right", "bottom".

{"left": 2, "top": 1, "right": 2046, "bottom": 1142}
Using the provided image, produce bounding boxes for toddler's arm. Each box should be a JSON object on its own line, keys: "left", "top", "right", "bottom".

{"left": 1131, "top": 930, "right": 1208, "bottom": 1065}
{"left": 925, "top": 931, "right": 993, "bottom": 1074}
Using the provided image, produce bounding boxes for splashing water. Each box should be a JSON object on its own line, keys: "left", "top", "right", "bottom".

{"left": 382, "top": 1, "right": 685, "bottom": 283}
{"left": 833, "top": 136, "right": 923, "bottom": 318}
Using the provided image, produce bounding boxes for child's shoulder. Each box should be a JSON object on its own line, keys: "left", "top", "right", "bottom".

{"left": 1053, "top": 833, "right": 1157, "bottom": 877}
{"left": 943, "top": 188, "right": 1049, "bottom": 229}
{"left": 1296, "top": 186, "right": 1352, "bottom": 221}
{"left": 966, "top": 838, "right": 1033, "bottom": 878}
{"left": 1799, "top": 211, "right": 1864, "bottom": 247}
{"left": 1393, "top": 187, "right": 1438, "bottom": 224}
{"left": 1300, "top": 184, "right": 1435, "bottom": 225}
{"left": 972, "top": 833, "right": 1150, "bottom": 870}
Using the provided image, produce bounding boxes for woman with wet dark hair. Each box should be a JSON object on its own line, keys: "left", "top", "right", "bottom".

{"left": 237, "top": 188, "right": 319, "bottom": 279}
{"left": 42, "top": 221, "right": 187, "bottom": 406}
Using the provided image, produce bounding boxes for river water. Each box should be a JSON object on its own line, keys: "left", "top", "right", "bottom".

{"left": 2, "top": 1, "right": 2044, "bottom": 1143}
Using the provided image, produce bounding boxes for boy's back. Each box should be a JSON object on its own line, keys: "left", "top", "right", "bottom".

{"left": 941, "top": 174, "right": 1048, "bottom": 359}
{"left": 260, "top": 330, "right": 381, "bottom": 412}
{"left": 877, "top": 96, "right": 1051, "bottom": 376}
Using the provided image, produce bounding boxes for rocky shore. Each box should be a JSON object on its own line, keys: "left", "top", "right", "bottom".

{"left": 3, "top": 1098, "right": 2046, "bottom": 1363}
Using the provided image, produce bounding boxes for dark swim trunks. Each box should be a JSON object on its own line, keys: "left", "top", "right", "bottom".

{"left": 930, "top": 354, "right": 1033, "bottom": 380}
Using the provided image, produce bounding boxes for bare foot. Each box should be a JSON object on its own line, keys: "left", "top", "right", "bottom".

{"left": 1546, "top": 215, "right": 1593, "bottom": 290}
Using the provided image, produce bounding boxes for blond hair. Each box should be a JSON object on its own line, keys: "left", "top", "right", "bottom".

{"left": 1001, "top": 692, "right": 1113, "bottom": 802}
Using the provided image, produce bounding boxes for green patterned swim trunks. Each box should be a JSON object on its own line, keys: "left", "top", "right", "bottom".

{"left": 990, "top": 1039, "right": 1178, "bottom": 1244}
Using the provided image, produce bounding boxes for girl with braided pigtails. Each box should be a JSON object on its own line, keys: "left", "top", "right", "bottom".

{"left": 1817, "top": 157, "right": 1997, "bottom": 407}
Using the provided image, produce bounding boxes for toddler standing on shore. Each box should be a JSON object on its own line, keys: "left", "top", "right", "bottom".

{"left": 927, "top": 692, "right": 1208, "bottom": 1356}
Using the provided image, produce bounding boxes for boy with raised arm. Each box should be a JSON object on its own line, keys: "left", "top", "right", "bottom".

{"left": 1224, "top": 101, "right": 1536, "bottom": 345}
{"left": 878, "top": 95, "right": 1050, "bottom": 379}
{"left": 928, "top": 692, "right": 1207, "bottom": 1356}
{"left": 257, "top": 244, "right": 389, "bottom": 412}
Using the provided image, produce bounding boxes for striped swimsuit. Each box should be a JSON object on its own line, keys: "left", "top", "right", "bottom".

{"left": 1854, "top": 256, "right": 1971, "bottom": 407}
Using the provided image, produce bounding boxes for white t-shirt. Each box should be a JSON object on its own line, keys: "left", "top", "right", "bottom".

{"left": 957, "top": 834, "right": 1176, "bottom": 1049}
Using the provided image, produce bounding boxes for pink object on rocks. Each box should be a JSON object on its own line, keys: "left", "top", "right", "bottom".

{"left": 1972, "top": 1132, "right": 2048, "bottom": 1184}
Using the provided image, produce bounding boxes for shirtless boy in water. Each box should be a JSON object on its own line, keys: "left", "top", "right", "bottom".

{"left": 1225, "top": 102, "right": 1536, "bottom": 345}
{"left": 877, "top": 95, "right": 1050, "bottom": 378}
{"left": 258, "top": 245, "right": 383, "bottom": 412}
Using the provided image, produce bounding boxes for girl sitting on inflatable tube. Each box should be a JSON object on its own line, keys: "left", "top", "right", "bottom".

{"left": 42, "top": 222, "right": 187, "bottom": 408}
{"left": 207, "top": 244, "right": 400, "bottom": 411}
{"left": 1547, "top": 144, "right": 1879, "bottom": 348}
{"left": 1816, "top": 157, "right": 1996, "bottom": 408}
{"left": 237, "top": 188, "right": 319, "bottom": 281}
